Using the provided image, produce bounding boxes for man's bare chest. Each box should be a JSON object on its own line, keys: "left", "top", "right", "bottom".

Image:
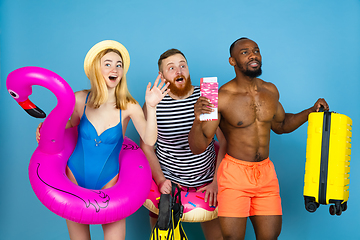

{"left": 220, "top": 90, "right": 278, "bottom": 128}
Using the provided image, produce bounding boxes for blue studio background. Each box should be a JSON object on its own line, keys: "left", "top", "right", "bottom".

{"left": 1, "top": 0, "right": 359, "bottom": 239}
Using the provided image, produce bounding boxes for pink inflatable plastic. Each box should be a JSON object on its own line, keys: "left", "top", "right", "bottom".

{"left": 6, "top": 66, "right": 151, "bottom": 224}
{"left": 144, "top": 180, "right": 218, "bottom": 222}
{"left": 143, "top": 142, "right": 219, "bottom": 222}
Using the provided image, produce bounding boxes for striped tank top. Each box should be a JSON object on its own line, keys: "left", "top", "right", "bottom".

{"left": 155, "top": 86, "right": 216, "bottom": 187}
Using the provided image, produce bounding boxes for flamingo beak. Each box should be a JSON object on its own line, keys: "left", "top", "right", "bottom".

{"left": 18, "top": 99, "right": 46, "bottom": 118}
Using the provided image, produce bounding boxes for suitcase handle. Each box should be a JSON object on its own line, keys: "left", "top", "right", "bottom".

{"left": 319, "top": 105, "right": 326, "bottom": 112}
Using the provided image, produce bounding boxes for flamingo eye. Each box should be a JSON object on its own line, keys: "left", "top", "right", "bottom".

{"left": 8, "top": 90, "right": 19, "bottom": 99}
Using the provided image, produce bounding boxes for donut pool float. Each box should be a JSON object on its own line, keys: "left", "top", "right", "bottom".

{"left": 6, "top": 66, "right": 151, "bottom": 224}
{"left": 144, "top": 180, "right": 218, "bottom": 222}
{"left": 143, "top": 142, "right": 219, "bottom": 222}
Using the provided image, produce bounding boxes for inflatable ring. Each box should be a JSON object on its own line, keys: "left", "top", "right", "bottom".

{"left": 6, "top": 66, "right": 151, "bottom": 224}
{"left": 143, "top": 142, "right": 219, "bottom": 223}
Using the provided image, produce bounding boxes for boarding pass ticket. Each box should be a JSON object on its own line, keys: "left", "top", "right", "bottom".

{"left": 200, "top": 77, "right": 218, "bottom": 121}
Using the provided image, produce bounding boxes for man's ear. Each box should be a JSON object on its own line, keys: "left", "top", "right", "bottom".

{"left": 229, "top": 57, "right": 236, "bottom": 66}
{"left": 159, "top": 71, "right": 164, "bottom": 80}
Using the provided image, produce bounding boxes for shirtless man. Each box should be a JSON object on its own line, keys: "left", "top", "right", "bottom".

{"left": 188, "top": 37, "right": 329, "bottom": 240}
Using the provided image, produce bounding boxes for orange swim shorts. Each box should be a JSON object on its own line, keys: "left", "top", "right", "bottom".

{"left": 217, "top": 154, "right": 282, "bottom": 218}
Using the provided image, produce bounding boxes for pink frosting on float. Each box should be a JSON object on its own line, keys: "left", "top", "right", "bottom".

{"left": 144, "top": 179, "right": 218, "bottom": 222}
{"left": 143, "top": 142, "right": 220, "bottom": 223}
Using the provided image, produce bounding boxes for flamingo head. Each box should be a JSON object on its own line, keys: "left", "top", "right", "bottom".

{"left": 7, "top": 67, "right": 46, "bottom": 118}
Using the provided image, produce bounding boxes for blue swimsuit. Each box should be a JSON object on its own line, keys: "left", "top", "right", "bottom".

{"left": 67, "top": 93, "right": 124, "bottom": 190}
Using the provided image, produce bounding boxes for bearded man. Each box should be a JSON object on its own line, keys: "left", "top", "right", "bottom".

{"left": 140, "top": 49, "right": 225, "bottom": 240}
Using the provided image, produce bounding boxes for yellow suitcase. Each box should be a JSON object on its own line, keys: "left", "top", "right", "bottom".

{"left": 303, "top": 109, "right": 352, "bottom": 215}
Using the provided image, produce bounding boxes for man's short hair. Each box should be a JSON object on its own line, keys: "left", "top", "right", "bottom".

{"left": 229, "top": 37, "right": 249, "bottom": 57}
{"left": 158, "top": 49, "right": 187, "bottom": 71}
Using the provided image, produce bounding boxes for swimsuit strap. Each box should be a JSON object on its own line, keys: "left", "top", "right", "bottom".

{"left": 83, "top": 92, "right": 90, "bottom": 113}
{"left": 119, "top": 106, "right": 122, "bottom": 122}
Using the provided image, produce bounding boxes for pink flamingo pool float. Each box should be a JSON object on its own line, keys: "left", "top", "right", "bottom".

{"left": 6, "top": 66, "right": 151, "bottom": 224}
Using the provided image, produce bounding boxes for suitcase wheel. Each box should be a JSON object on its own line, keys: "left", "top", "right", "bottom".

{"left": 305, "top": 201, "right": 319, "bottom": 213}
{"left": 329, "top": 203, "right": 343, "bottom": 216}
{"left": 304, "top": 196, "right": 319, "bottom": 213}
{"left": 341, "top": 202, "right": 348, "bottom": 212}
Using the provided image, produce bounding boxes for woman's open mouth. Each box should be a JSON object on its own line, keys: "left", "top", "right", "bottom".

{"left": 109, "top": 76, "right": 117, "bottom": 81}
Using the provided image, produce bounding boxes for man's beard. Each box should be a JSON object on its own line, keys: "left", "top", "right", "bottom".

{"left": 238, "top": 60, "right": 262, "bottom": 78}
{"left": 167, "top": 75, "right": 192, "bottom": 97}
{"left": 244, "top": 67, "right": 262, "bottom": 78}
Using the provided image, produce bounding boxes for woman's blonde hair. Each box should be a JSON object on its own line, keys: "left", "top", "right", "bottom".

{"left": 87, "top": 48, "right": 137, "bottom": 109}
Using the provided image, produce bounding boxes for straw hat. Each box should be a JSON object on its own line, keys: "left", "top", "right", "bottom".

{"left": 83, "top": 40, "right": 130, "bottom": 78}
